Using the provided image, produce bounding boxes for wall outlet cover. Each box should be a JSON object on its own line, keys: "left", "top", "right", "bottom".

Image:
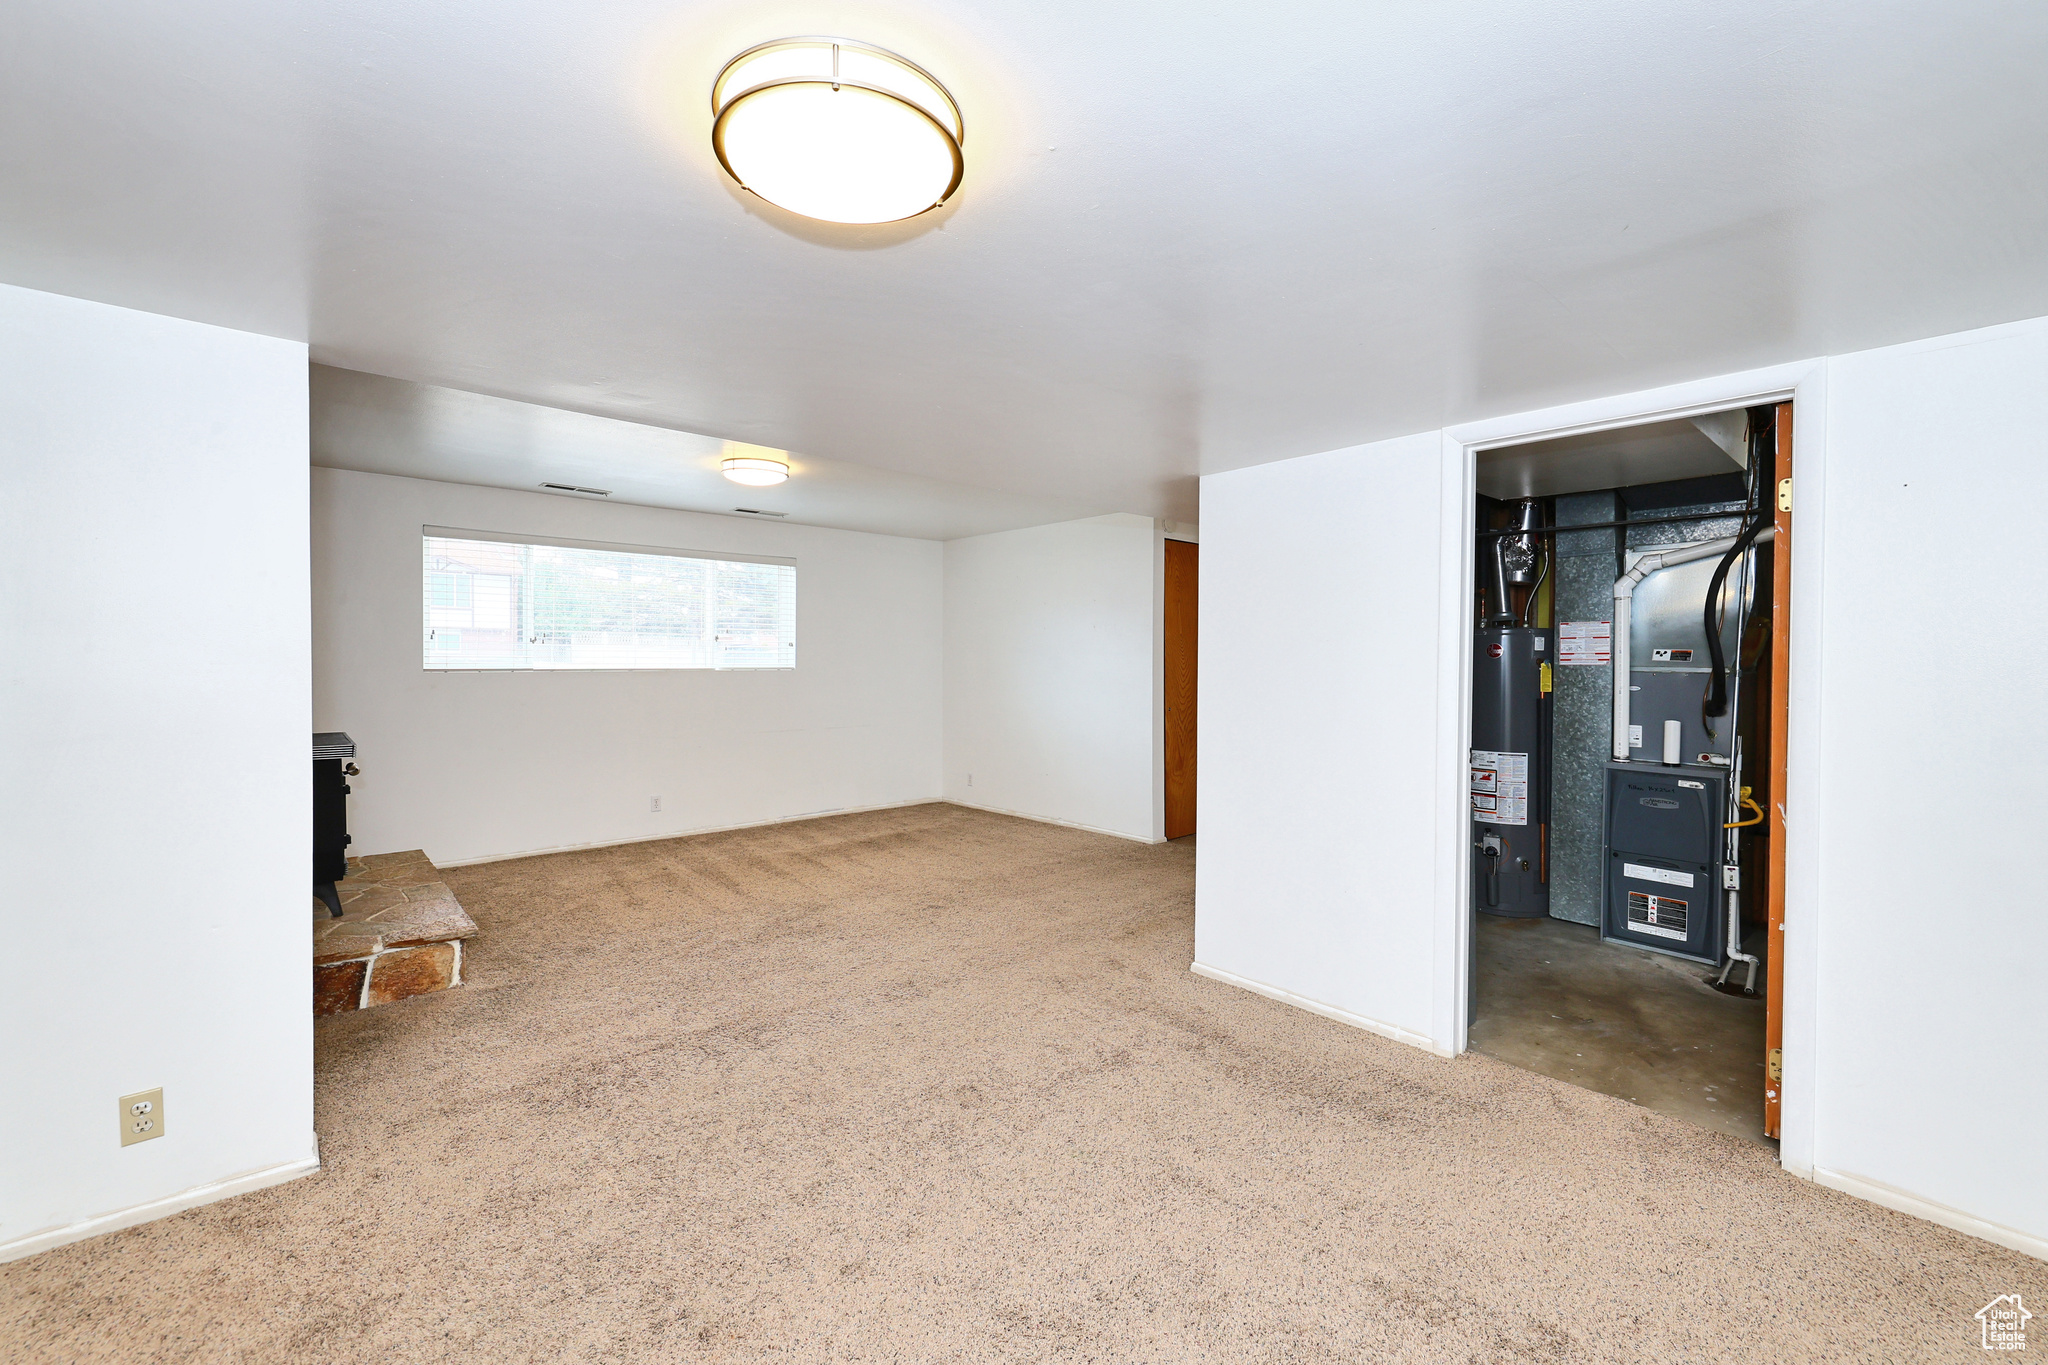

{"left": 120, "top": 1088, "right": 164, "bottom": 1146}
{"left": 650, "top": 795, "right": 662, "bottom": 812}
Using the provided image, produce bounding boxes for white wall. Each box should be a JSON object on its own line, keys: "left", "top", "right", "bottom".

{"left": 944, "top": 514, "right": 1163, "bottom": 842}
{"left": 1193, "top": 435, "right": 1446, "bottom": 1046}
{"left": 1195, "top": 315, "right": 2048, "bottom": 1257}
{"left": 1808, "top": 317, "right": 2048, "bottom": 1248}
{"left": 312, "top": 468, "right": 943, "bottom": 865}
{"left": 0, "top": 285, "right": 314, "bottom": 1260}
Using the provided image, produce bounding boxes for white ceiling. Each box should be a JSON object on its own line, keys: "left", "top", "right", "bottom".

{"left": 1476, "top": 418, "right": 1743, "bottom": 501}
{"left": 312, "top": 364, "right": 1093, "bottom": 539}
{"left": 7, "top": 1, "right": 2048, "bottom": 523}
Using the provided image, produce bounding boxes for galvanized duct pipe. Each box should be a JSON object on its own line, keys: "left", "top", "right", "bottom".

{"left": 1610, "top": 529, "right": 1777, "bottom": 761}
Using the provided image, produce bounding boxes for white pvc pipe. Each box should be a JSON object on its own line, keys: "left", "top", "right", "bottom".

{"left": 1610, "top": 529, "right": 1776, "bottom": 761}
{"left": 1722, "top": 887, "right": 1759, "bottom": 992}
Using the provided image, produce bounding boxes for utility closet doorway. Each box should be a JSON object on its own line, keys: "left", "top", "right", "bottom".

{"left": 1164, "top": 539, "right": 1198, "bottom": 839}
{"left": 1463, "top": 403, "right": 1793, "bottom": 1147}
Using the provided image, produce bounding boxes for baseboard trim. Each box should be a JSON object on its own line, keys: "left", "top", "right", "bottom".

{"left": 944, "top": 798, "right": 1163, "bottom": 845}
{"left": 1813, "top": 1167, "right": 2048, "bottom": 1263}
{"left": 433, "top": 798, "right": 948, "bottom": 867}
{"left": 0, "top": 1147, "right": 321, "bottom": 1266}
{"left": 1189, "top": 961, "right": 1438, "bottom": 1052}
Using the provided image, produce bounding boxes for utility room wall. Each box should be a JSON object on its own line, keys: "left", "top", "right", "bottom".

{"left": 1809, "top": 316, "right": 2048, "bottom": 1251}
{"left": 1193, "top": 312, "right": 2048, "bottom": 1258}
{"left": 943, "top": 514, "right": 1164, "bottom": 842}
{"left": 0, "top": 285, "right": 313, "bottom": 1260}
{"left": 311, "top": 468, "right": 944, "bottom": 865}
{"left": 1194, "top": 433, "right": 1446, "bottom": 1044}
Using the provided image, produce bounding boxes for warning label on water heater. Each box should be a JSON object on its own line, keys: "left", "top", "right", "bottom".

{"left": 1470, "top": 750, "right": 1529, "bottom": 826}
{"left": 1558, "top": 620, "right": 1612, "bottom": 666}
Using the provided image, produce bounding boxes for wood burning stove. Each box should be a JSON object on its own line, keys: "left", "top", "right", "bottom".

{"left": 313, "top": 732, "right": 357, "bottom": 917}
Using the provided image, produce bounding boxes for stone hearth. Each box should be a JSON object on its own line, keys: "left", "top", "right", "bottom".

{"left": 313, "top": 850, "right": 477, "bottom": 1016}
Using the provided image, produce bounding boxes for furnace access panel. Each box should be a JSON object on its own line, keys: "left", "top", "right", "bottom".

{"left": 1601, "top": 763, "right": 1727, "bottom": 963}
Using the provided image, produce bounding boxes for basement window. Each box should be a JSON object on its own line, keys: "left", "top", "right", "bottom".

{"left": 421, "top": 527, "right": 795, "bottom": 671}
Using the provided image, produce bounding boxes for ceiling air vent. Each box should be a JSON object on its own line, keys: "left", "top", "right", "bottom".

{"left": 733, "top": 508, "right": 787, "bottom": 517}
{"left": 540, "top": 483, "right": 611, "bottom": 497}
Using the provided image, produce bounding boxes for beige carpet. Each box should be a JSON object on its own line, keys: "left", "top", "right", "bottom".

{"left": 4, "top": 804, "right": 2039, "bottom": 1362}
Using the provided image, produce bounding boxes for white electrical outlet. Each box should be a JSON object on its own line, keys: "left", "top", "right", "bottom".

{"left": 650, "top": 795, "right": 662, "bottom": 813}
{"left": 120, "top": 1088, "right": 164, "bottom": 1146}
{"left": 966, "top": 773, "right": 973, "bottom": 787}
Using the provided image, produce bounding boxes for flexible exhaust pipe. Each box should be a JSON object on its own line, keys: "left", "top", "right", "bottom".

{"left": 1611, "top": 529, "right": 1776, "bottom": 760}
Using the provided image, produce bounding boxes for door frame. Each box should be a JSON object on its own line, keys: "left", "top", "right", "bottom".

{"left": 1431, "top": 358, "right": 1829, "bottom": 1178}
{"left": 1162, "top": 538, "right": 1199, "bottom": 839}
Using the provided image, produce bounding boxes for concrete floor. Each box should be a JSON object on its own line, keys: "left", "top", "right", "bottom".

{"left": 1468, "top": 913, "right": 1770, "bottom": 1145}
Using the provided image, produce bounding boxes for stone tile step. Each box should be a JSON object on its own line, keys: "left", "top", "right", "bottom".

{"left": 314, "top": 942, "right": 465, "bottom": 1016}
{"left": 314, "top": 850, "right": 476, "bottom": 1015}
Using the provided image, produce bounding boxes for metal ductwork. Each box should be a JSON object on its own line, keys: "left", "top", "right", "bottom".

{"left": 1482, "top": 499, "right": 1545, "bottom": 627}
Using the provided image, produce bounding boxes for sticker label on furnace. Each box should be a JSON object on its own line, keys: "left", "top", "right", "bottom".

{"left": 1470, "top": 750, "right": 1529, "bottom": 826}
{"left": 1623, "top": 862, "right": 1694, "bottom": 888}
{"left": 1627, "top": 890, "right": 1689, "bottom": 940}
{"left": 1558, "top": 620, "right": 1612, "bottom": 666}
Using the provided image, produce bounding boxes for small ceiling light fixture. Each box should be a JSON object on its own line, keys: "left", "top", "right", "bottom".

{"left": 722, "top": 457, "right": 790, "bottom": 486}
{"left": 711, "top": 37, "right": 963, "bottom": 224}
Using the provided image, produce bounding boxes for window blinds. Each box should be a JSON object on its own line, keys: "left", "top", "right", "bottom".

{"left": 422, "top": 531, "right": 796, "bottom": 670}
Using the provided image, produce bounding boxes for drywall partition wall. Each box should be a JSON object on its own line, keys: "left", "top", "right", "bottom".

{"left": 0, "top": 285, "right": 314, "bottom": 1261}
{"left": 311, "top": 468, "right": 944, "bottom": 865}
{"left": 943, "top": 514, "right": 1163, "bottom": 842}
{"left": 1810, "top": 316, "right": 2048, "bottom": 1254}
{"left": 1193, "top": 434, "right": 1445, "bottom": 1047}
{"left": 1193, "top": 324, "right": 2048, "bottom": 1257}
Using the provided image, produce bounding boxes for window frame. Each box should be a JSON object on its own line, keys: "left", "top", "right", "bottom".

{"left": 419, "top": 525, "right": 797, "bottom": 673}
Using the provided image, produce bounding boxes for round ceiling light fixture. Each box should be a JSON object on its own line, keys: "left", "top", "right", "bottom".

{"left": 722, "top": 457, "right": 790, "bottom": 486}
{"left": 711, "top": 38, "right": 964, "bottom": 225}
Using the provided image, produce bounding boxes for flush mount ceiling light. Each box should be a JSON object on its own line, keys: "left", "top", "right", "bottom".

{"left": 711, "top": 38, "right": 963, "bottom": 224}
{"left": 722, "top": 457, "right": 790, "bottom": 486}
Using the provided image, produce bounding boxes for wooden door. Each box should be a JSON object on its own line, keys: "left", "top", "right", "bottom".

{"left": 1164, "top": 540, "right": 1198, "bottom": 839}
{"left": 1764, "top": 402, "right": 1792, "bottom": 1139}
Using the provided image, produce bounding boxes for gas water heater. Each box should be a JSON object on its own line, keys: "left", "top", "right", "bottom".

{"left": 1471, "top": 500, "right": 1549, "bottom": 918}
{"left": 1472, "top": 627, "right": 1549, "bottom": 916}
